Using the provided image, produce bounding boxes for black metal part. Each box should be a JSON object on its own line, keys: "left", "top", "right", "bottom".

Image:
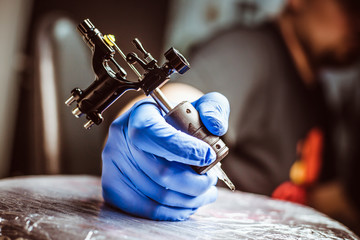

{"left": 66, "top": 19, "right": 141, "bottom": 126}
{"left": 141, "top": 68, "right": 170, "bottom": 95}
{"left": 65, "top": 18, "right": 229, "bottom": 176}
{"left": 66, "top": 19, "right": 191, "bottom": 127}
{"left": 132, "top": 38, "right": 149, "bottom": 58}
{"left": 126, "top": 52, "right": 148, "bottom": 70}
{"left": 164, "top": 48, "right": 190, "bottom": 74}
{"left": 165, "top": 101, "right": 229, "bottom": 174}
{"left": 135, "top": 48, "right": 190, "bottom": 95}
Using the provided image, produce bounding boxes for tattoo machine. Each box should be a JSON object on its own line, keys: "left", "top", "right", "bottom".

{"left": 65, "top": 19, "right": 235, "bottom": 191}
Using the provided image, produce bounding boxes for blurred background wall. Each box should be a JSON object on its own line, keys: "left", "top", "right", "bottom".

{"left": 7, "top": 0, "right": 170, "bottom": 177}
{"left": 0, "top": 0, "right": 32, "bottom": 177}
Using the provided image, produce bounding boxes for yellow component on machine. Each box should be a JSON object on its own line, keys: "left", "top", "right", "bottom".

{"left": 104, "top": 34, "right": 116, "bottom": 46}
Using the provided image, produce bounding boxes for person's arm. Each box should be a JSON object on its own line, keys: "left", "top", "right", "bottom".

{"left": 116, "top": 83, "right": 203, "bottom": 117}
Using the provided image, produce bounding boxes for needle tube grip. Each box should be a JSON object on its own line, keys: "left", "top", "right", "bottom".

{"left": 164, "top": 101, "right": 229, "bottom": 174}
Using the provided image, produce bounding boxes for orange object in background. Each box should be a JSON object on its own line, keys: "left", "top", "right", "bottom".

{"left": 272, "top": 128, "right": 323, "bottom": 204}
{"left": 272, "top": 181, "right": 307, "bottom": 204}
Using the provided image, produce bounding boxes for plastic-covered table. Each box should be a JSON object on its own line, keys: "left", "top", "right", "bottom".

{"left": 0, "top": 175, "right": 358, "bottom": 240}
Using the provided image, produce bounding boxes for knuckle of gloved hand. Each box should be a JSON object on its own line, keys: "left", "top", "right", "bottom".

{"left": 201, "top": 147, "right": 216, "bottom": 166}
{"left": 196, "top": 176, "right": 216, "bottom": 195}
{"left": 204, "top": 186, "right": 218, "bottom": 206}
{"left": 152, "top": 187, "right": 211, "bottom": 209}
{"left": 108, "top": 119, "right": 125, "bottom": 138}
{"left": 204, "top": 112, "right": 227, "bottom": 136}
{"left": 199, "top": 105, "right": 228, "bottom": 136}
{"left": 102, "top": 178, "right": 118, "bottom": 206}
{"left": 155, "top": 165, "right": 213, "bottom": 197}
{"left": 150, "top": 205, "right": 169, "bottom": 221}
{"left": 154, "top": 166, "right": 174, "bottom": 188}
{"left": 209, "top": 93, "right": 229, "bottom": 117}
{"left": 101, "top": 145, "right": 120, "bottom": 169}
{"left": 151, "top": 206, "right": 192, "bottom": 221}
{"left": 177, "top": 174, "right": 215, "bottom": 197}
{"left": 153, "top": 190, "right": 189, "bottom": 209}
{"left": 128, "top": 112, "right": 152, "bottom": 142}
{"left": 102, "top": 181, "right": 113, "bottom": 200}
{"left": 128, "top": 101, "right": 163, "bottom": 140}
{"left": 206, "top": 92, "right": 229, "bottom": 108}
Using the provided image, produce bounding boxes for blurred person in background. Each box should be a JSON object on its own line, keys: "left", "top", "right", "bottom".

{"left": 101, "top": 0, "right": 360, "bottom": 231}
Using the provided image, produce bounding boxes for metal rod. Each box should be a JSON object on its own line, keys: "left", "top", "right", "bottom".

{"left": 107, "top": 37, "right": 142, "bottom": 79}
{"left": 84, "top": 120, "right": 95, "bottom": 129}
{"left": 65, "top": 95, "right": 76, "bottom": 106}
{"left": 150, "top": 88, "right": 174, "bottom": 114}
{"left": 209, "top": 162, "right": 235, "bottom": 191}
{"left": 108, "top": 36, "right": 172, "bottom": 114}
{"left": 72, "top": 107, "right": 82, "bottom": 118}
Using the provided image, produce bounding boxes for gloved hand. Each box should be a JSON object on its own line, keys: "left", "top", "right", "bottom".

{"left": 101, "top": 92, "right": 230, "bottom": 221}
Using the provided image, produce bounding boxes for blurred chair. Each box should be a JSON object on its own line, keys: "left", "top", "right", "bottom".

{"left": 32, "top": 14, "right": 106, "bottom": 175}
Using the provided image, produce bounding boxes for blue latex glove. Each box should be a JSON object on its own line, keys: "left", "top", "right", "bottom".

{"left": 102, "top": 92, "right": 230, "bottom": 221}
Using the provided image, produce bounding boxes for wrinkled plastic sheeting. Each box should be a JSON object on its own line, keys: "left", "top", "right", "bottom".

{"left": 0, "top": 176, "right": 358, "bottom": 240}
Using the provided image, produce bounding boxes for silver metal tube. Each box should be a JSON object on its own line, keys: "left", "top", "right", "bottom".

{"left": 150, "top": 88, "right": 173, "bottom": 114}
{"left": 84, "top": 120, "right": 95, "bottom": 129}
{"left": 107, "top": 37, "right": 142, "bottom": 79}
{"left": 65, "top": 95, "right": 76, "bottom": 106}
{"left": 72, "top": 107, "right": 82, "bottom": 118}
{"left": 208, "top": 162, "right": 235, "bottom": 191}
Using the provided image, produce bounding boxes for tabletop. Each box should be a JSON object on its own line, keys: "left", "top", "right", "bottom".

{"left": 0, "top": 175, "right": 358, "bottom": 240}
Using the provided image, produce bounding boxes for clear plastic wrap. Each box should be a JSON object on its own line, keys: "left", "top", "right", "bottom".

{"left": 0, "top": 175, "right": 357, "bottom": 240}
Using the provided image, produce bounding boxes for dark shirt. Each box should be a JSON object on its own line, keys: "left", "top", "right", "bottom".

{"left": 179, "top": 23, "right": 326, "bottom": 195}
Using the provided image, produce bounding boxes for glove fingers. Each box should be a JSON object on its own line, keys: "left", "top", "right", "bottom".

{"left": 149, "top": 186, "right": 217, "bottom": 209}
{"left": 153, "top": 205, "right": 197, "bottom": 221}
{"left": 193, "top": 92, "right": 230, "bottom": 136}
{"left": 123, "top": 156, "right": 218, "bottom": 208}
{"left": 128, "top": 144, "right": 218, "bottom": 196}
{"left": 110, "top": 144, "right": 217, "bottom": 207}
{"left": 128, "top": 101, "right": 216, "bottom": 166}
{"left": 103, "top": 117, "right": 217, "bottom": 197}
{"left": 102, "top": 159, "right": 198, "bottom": 221}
